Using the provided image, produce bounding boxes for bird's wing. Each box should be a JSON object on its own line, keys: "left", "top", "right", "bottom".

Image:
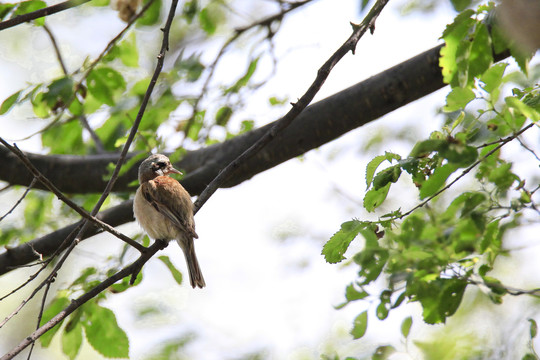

{"left": 141, "top": 176, "right": 198, "bottom": 238}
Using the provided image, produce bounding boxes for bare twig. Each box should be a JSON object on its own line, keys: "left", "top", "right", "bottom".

{"left": 43, "top": 24, "right": 68, "bottom": 75}
{"left": 0, "top": 0, "right": 90, "bottom": 31}
{"left": 26, "top": 281, "right": 52, "bottom": 360}
{"left": 193, "top": 0, "right": 390, "bottom": 213}
{"left": 0, "top": 177, "right": 37, "bottom": 222}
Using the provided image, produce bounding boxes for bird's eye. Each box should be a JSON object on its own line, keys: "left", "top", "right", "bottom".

{"left": 156, "top": 161, "right": 166, "bottom": 168}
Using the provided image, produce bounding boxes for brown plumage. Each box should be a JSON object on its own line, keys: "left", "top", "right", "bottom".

{"left": 133, "top": 154, "right": 205, "bottom": 288}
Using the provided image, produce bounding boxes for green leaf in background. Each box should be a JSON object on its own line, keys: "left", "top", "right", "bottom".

{"left": 137, "top": 0, "right": 161, "bottom": 26}
{"left": 0, "top": 3, "right": 16, "bottom": 20}
{"left": 322, "top": 220, "right": 369, "bottom": 263}
{"left": 0, "top": 90, "right": 21, "bottom": 115}
{"left": 182, "top": 0, "right": 198, "bottom": 23}
{"left": 226, "top": 57, "right": 259, "bottom": 94}
{"left": 443, "top": 87, "right": 475, "bottom": 112}
{"left": 401, "top": 316, "right": 413, "bottom": 338}
{"left": 118, "top": 32, "right": 139, "bottom": 67}
{"left": 42, "top": 76, "right": 74, "bottom": 109}
{"left": 83, "top": 303, "right": 129, "bottom": 358}
{"left": 351, "top": 310, "right": 368, "bottom": 339}
{"left": 158, "top": 255, "right": 183, "bottom": 285}
{"left": 372, "top": 345, "right": 396, "bottom": 360}
{"left": 87, "top": 67, "right": 126, "bottom": 106}
{"left": 42, "top": 120, "right": 84, "bottom": 154}
{"left": 345, "top": 283, "right": 369, "bottom": 302}
{"left": 62, "top": 321, "right": 83, "bottom": 360}
{"left": 198, "top": 6, "right": 217, "bottom": 34}
{"left": 529, "top": 319, "right": 538, "bottom": 339}
{"left": 450, "top": 0, "right": 471, "bottom": 11}
{"left": 40, "top": 296, "right": 71, "bottom": 347}
{"left": 215, "top": 106, "right": 233, "bottom": 126}
{"left": 176, "top": 53, "right": 205, "bottom": 82}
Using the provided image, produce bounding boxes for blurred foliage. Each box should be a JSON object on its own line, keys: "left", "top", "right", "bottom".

{"left": 325, "top": 2, "right": 540, "bottom": 359}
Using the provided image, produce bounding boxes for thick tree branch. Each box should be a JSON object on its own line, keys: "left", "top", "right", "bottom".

{"left": 0, "top": 0, "right": 91, "bottom": 31}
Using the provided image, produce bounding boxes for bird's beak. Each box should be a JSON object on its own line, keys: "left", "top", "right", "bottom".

{"left": 165, "top": 165, "right": 183, "bottom": 175}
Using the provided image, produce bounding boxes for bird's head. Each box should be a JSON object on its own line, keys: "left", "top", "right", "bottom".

{"left": 138, "top": 154, "right": 182, "bottom": 183}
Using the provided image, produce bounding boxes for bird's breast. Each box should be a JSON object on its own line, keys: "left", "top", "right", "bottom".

{"left": 133, "top": 187, "right": 179, "bottom": 241}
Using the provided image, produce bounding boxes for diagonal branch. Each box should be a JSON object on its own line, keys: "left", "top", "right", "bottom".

{"left": 0, "top": 0, "right": 91, "bottom": 31}
{"left": 193, "top": 0, "right": 390, "bottom": 213}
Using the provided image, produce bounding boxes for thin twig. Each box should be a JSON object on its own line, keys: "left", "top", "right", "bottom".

{"left": 0, "top": 0, "right": 90, "bottom": 31}
{"left": 193, "top": 0, "right": 390, "bottom": 213}
{"left": 0, "top": 177, "right": 37, "bottom": 222}
{"left": 43, "top": 24, "right": 68, "bottom": 75}
{"left": 26, "top": 281, "right": 52, "bottom": 360}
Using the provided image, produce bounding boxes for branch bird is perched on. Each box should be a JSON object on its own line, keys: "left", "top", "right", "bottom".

{"left": 134, "top": 154, "right": 205, "bottom": 288}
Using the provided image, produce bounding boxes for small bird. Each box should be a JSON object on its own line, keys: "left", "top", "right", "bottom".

{"left": 133, "top": 154, "right": 205, "bottom": 288}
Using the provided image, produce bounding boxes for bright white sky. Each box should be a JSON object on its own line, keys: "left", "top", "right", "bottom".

{"left": 1, "top": 0, "right": 539, "bottom": 359}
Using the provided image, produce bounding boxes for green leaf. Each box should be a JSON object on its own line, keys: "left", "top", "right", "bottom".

{"left": 40, "top": 296, "right": 71, "bottom": 347}
{"left": 505, "top": 96, "right": 540, "bottom": 121}
{"left": 215, "top": 106, "right": 233, "bottom": 126}
{"left": 419, "top": 163, "right": 459, "bottom": 199}
{"left": 322, "top": 220, "right": 368, "bottom": 263}
{"left": 351, "top": 311, "right": 368, "bottom": 339}
{"left": 363, "top": 184, "right": 391, "bottom": 212}
{"left": 345, "top": 283, "right": 369, "bottom": 302}
{"left": 137, "top": 0, "right": 161, "bottom": 26}
{"left": 468, "top": 22, "right": 493, "bottom": 82}
{"left": 409, "top": 139, "right": 447, "bottom": 158}
{"left": 176, "top": 53, "right": 205, "bottom": 82}
{"left": 400, "top": 316, "right": 413, "bottom": 338}
{"left": 372, "top": 345, "right": 396, "bottom": 360}
{"left": 372, "top": 165, "right": 401, "bottom": 190}
{"left": 522, "top": 354, "right": 538, "bottom": 360}
{"left": 480, "top": 63, "right": 507, "bottom": 94}
{"left": 439, "top": 143, "right": 478, "bottom": 167}
{"left": 83, "top": 303, "right": 129, "bottom": 358}
{"left": 0, "top": 90, "right": 22, "bottom": 115}
{"left": 443, "top": 87, "right": 475, "bottom": 112}
{"left": 198, "top": 6, "right": 218, "bottom": 34}
{"left": 62, "top": 321, "right": 83, "bottom": 360}
{"left": 226, "top": 57, "right": 259, "bottom": 94}
{"left": 440, "top": 10, "right": 475, "bottom": 85}
{"left": 158, "top": 255, "right": 183, "bottom": 285}
{"left": 118, "top": 33, "right": 139, "bottom": 67}
{"left": 529, "top": 319, "right": 538, "bottom": 339}
{"left": 365, "top": 152, "right": 401, "bottom": 188}
{"left": 87, "top": 67, "right": 126, "bottom": 106}
{"left": 42, "top": 76, "right": 74, "bottom": 108}
{"left": 450, "top": 0, "right": 471, "bottom": 11}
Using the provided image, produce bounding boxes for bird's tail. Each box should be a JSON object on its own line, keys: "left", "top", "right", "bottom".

{"left": 177, "top": 237, "right": 206, "bottom": 288}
